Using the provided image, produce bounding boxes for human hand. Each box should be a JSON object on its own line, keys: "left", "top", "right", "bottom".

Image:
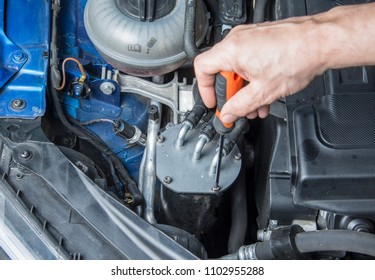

{"left": 194, "top": 17, "right": 326, "bottom": 122}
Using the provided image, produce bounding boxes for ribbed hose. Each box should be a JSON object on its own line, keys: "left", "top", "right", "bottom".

{"left": 295, "top": 230, "right": 375, "bottom": 257}
{"left": 253, "top": 0, "right": 269, "bottom": 23}
{"left": 184, "top": 0, "right": 201, "bottom": 61}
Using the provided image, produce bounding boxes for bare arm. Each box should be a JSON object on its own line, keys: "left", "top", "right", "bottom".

{"left": 194, "top": 3, "right": 375, "bottom": 123}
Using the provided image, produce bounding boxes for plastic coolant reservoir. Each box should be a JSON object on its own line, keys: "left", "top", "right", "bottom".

{"left": 84, "top": 0, "right": 208, "bottom": 76}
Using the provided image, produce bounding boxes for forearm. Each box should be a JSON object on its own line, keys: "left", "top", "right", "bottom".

{"left": 313, "top": 3, "right": 375, "bottom": 71}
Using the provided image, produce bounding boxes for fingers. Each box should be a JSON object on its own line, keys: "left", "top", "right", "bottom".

{"left": 220, "top": 84, "right": 272, "bottom": 122}
{"left": 194, "top": 70, "right": 216, "bottom": 108}
{"left": 194, "top": 36, "right": 241, "bottom": 108}
{"left": 194, "top": 50, "right": 224, "bottom": 108}
{"left": 258, "top": 105, "right": 270, "bottom": 119}
{"left": 220, "top": 84, "right": 260, "bottom": 121}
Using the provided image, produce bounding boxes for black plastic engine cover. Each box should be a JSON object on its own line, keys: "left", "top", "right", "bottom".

{"left": 283, "top": 2, "right": 375, "bottom": 217}
{"left": 256, "top": 0, "right": 375, "bottom": 226}
{"left": 293, "top": 93, "right": 375, "bottom": 217}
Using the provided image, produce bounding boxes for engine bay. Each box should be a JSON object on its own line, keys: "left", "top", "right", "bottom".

{"left": 0, "top": 0, "right": 374, "bottom": 259}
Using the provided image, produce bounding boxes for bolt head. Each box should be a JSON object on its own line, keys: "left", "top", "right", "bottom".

{"left": 100, "top": 82, "right": 115, "bottom": 95}
{"left": 12, "top": 51, "right": 27, "bottom": 63}
{"left": 163, "top": 176, "right": 172, "bottom": 184}
{"left": 11, "top": 99, "right": 26, "bottom": 111}
{"left": 212, "top": 184, "right": 221, "bottom": 192}
{"left": 148, "top": 105, "right": 159, "bottom": 121}
{"left": 235, "top": 153, "right": 242, "bottom": 160}
{"left": 157, "top": 134, "right": 164, "bottom": 143}
{"left": 20, "top": 150, "right": 31, "bottom": 159}
{"left": 13, "top": 100, "right": 22, "bottom": 107}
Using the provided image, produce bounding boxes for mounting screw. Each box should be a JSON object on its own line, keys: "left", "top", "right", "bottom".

{"left": 20, "top": 150, "right": 31, "bottom": 159}
{"left": 11, "top": 99, "right": 26, "bottom": 111}
{"left": 163, "top": 176, "right": 172, "bottom": 184}
{"left": 212, "top": 185, "right": 221, "bottom": 192}
{"left": 12, "top": 51, "right": 27, "bottom": 63}
{"left": 100, "top": 82, "right": 115, "bottom": 95}
{"left": 157, "top": 134, "right": 164, "bottom": 143}
{"left": 234, "top": 153, "right": 242, "bottom": 160}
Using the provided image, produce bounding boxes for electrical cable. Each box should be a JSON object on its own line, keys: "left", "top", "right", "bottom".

{"left": 49, "top": 2, "right": 142, "bottom": 206}
{"left": 50, "top": 69, "right": 143, "bottom": 206}
{"left": 56, "top": 57, "right": 87, "bottom": 91}
{"left": 79, "top": 119, "right": 117, "bottom": 126}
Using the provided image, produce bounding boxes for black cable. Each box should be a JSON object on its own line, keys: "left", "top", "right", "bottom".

{"left": 48, "top": 0, "right": 143, "bottom": 206}
{"left": 295, "top": 230, "right": 375, "bottom": 257}
{"left": 49, "top": 85, "right": 143, "bottom": 206}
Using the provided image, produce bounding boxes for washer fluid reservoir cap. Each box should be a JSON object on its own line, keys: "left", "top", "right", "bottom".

{"left": 84, "top": 0, "right": 208, "bottom": 77}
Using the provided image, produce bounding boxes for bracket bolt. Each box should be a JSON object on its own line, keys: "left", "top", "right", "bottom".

{"left": 157, "top": 134, "right": 164, "bottom": 143}
{"left": 234, "top": 153, "right": 242, "bottom": 160}
{"left": 100, "top": 82, "right": 115, "bottom": 95}
{"left": 163, "top": 176, "right": 172, "bottom": 184}
{"left": 148, "top": 105, "right": 159, "bottom": 121}
{"left": 12, "top": 51, "right": 27, "bottom": 63}
{"left": 20, "top": 150, "right": 31, "bottom": 159}
{"left": 11, "top": 99, "right": 26, "bottom": 111}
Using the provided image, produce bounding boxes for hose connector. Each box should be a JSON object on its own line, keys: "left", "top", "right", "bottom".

{"left": 113, "top": 120, "right": 147, "bottom": 146}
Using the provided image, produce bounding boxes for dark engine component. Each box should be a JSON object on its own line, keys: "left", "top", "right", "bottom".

{"left": 156, "top": 122, "right": 242, "bottom": 240}
{"left": 84, "top": 0, "right": 209, "bottom": 76}
{"left": 256, "top": 0, "right": 375, "bottom": 230}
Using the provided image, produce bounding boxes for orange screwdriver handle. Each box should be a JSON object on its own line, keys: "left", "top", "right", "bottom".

{"left": 213, "top": 71, "right": 244, "bottom": 135}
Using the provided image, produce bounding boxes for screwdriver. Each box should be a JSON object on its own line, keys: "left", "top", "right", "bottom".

{"left": 212, "top": 71, "right": 244, "bottom": 191}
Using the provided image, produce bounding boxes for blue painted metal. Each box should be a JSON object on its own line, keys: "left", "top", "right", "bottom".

{"left": 57, "top": 0, "right": 150, "bottom": 181}
{"left": 0, "top": 0, "right": 50, "bottom": 119}
{"left": 63, "top": 79, "right": 121, "bottom": 120}
{"left": 80, "top": 80, "right": 122, "bottom": 119}
{"left": 63, "top": 85, "right": 149, "bottom": 181}
{"left": 58, "top": 0, "right": 106, "bottom": 76}
{"left": 58, "top": 0, "right": 149, "bottom": 181}
{"left": 0, "top": 0, "right": 27, "bottom": 89}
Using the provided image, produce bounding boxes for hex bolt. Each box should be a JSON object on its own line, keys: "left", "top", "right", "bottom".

{"left": 13, "top": 99, "right": 23, "bottom": 107}
{"left": 11, "top": 99, "right": 26, "bottom": 111}
{"left": 148, "top": 105, "right": 159, "bottom": 121}
{"left": 163, "top": 176, "right": 172, "bottom": 184}
{"left": 235, "top": 153, "right": 242, "bottom": 160}
{"left": 157, "top": 134, "right": 164, "bottom": 143}
{"left": 20, "top": 150, "right": 31, "bottom": 159}
{"left": 100, "top": 82, "right": 115, "bottom": 95}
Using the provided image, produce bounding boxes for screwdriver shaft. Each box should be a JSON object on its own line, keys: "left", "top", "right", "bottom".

{"left": 214, "top": 134, "right": 224, "bottom": 189}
